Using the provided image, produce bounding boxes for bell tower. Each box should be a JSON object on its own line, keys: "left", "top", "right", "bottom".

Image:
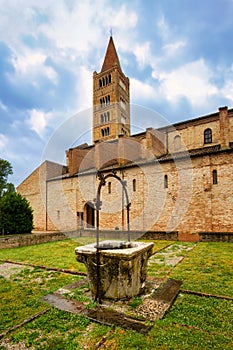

{"left": 93, "top": 36, "right": 130, "bottom": 144}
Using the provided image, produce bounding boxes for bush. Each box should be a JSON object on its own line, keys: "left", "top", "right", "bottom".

{"left": 0, "top": 192, "right": 33, "bottom": 234}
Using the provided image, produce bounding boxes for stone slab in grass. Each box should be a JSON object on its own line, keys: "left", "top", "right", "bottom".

{"left": 84, "top": 306, "right": 152, "bottom": 335}
{"left": 42, "top": 293, "right": 86, "bottom": 314}
{"left": 152, "top": 278, "right": 182, "bottom": 304}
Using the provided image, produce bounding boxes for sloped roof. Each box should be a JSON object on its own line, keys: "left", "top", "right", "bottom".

{"left": 101, "top": 36, "right": 122, "bottom": 72}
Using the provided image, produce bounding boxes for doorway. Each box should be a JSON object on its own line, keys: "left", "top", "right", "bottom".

{"left": 85, "top": 202, "right": 95, "bottom": 228}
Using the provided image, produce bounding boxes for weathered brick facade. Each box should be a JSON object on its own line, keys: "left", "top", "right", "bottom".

{"left": 17, "top": 37, "right": 233, "bottom": 237}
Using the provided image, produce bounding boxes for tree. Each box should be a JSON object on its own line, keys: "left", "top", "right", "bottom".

{"left": 0, "top": 159, "right": 13, "bottom": 197}
{"left": 5, "top": 182, "right": 15, "bottom": 194}
{"left": 0, "top": 192, "right": 33, "bottom": 234}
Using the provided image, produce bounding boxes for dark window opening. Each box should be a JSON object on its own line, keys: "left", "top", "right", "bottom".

{"left": 101, "top": 127, "right": 110, "bottom": 137}
{"left": 108, "top": 182, "right": 111, "bottom": 194}
{"left": 99, "top": 75, "right": 111, "bottom": 88}
{"left": 100, "top": 112, "right": 110, "bottom": 124}
{"left": 133, "top": 179, "right": 136, "bottom": 192}
{"left": 204, "top": 128, "right": 212, "bottom": 144}
{"left": 164, "top": 175, "right": 168, "bottom": 189}
{"left": 213, "top": 170, "right": 217, "bottom": 185}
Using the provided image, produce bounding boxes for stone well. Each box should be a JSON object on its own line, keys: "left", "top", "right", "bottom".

{"left": 75, "top": 240, "right": 154, "bottom": 300}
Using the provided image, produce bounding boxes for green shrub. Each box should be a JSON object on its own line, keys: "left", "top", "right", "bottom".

{"left": 0, "top": 192, "right": 33, "bottom": 234}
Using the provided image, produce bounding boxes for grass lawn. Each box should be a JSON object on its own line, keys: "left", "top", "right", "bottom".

{"left": 0, "top": 238, "right": 232, "bottom": 349}
{"left": 170, "top": 242, "right": 233, "bottom": 297}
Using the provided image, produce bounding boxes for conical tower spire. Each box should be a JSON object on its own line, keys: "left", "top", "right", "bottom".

{"left": 101, "top": 36, "right": 122, "bottom": 72}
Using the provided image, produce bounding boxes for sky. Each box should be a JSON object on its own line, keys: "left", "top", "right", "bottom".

{"left": 1, "top": 0, "right": 233, "bottom": 186}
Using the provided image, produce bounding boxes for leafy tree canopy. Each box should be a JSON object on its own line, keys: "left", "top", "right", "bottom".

{"left": 0, "top": 159, "right": 34, "bottom": 234}
{"left": 0, "top": 159, "right": 13, "bottom": 197}
{"left": 0, "top": 192, "right": 33, "bottom": 234}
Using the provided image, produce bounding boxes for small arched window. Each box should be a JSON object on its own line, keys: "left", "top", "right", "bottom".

{"left": 164, "top": 175, "right": 168, "bottom": 189}
{"left": 133, "top": 179, "right": 136, "bottom": 192}
{"left": 204, "top": 128, "right": 212, "bottom": 144}
{"left": 108, "top": 74, "right": 111, "bottom": 83}
{"left": 212, "top": 170, "right": 217, "bottom": 185}
{"left": 99, "top": 79, "right": 102, "bottom": 88}
{"left": 108, "top": 182, "right": 111, "bottom": 194}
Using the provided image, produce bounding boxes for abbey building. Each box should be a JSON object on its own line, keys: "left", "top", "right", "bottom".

{"left": 17, "top": 37, "right": 233, "bottom": 238}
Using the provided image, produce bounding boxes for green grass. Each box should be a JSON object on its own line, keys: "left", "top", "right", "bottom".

{"left": 138, "top": 239, "right": 174, "bottom": 253}
{"left": 9, "top": 308, "right": 90, "bottom": 350}
{"left": 0, "top": 268, "right": 83, "bottom": 333}
{"left": 0, "top": 237, "right": 94, "bottom": 273}
{"left": 170, "top": 242, "right": 233, "bottom": 297}
{"left": 147, "top": 242, "right": 195, "bottom": 279}
{"left": 0, "top": 239, "right": 232, "bottom": 349}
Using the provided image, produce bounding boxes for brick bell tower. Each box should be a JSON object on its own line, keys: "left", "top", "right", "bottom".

{"left": 93, "top": 36, "right": 130, "bottom": 144}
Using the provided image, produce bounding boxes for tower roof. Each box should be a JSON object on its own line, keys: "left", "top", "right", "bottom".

{"left": 101, "top": 36, "right": 122, "bottom": 72}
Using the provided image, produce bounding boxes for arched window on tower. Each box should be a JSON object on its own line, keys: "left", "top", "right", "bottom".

{"left": 108, "top": 182, "right": 111, "bottom": 194}
{"left": 108, "top": 74, "right": 111, "bottom": 83}
{"left": 204, "top": 128, "right": 212, "bottom": 144}
{"left": 99, "top": 79, "right": 102, "bottom": 88}
{"left": 104, "top": 96, "right": 108, "bottom": 107}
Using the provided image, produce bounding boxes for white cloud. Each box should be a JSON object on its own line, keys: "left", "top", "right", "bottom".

{"left": 10, "top": 51, "right": 58, "bottom": 85}
{"left": 0, "top": 100, "right": 8, "bottom": 111}
{"left": 162, "top": 40, "right": 186, "bottom": 56}
{"left": 157, "top": 14, "right": 170, "bottom": 41}
{"left": 134, "top": 42, "right": 152, "bottom": 69}
{"left": 107, "top": 4, "right": 137, "bottom": 30}
{"left": 0, "top": 134, "right": 8, "bottom": 150}
{"left": 27, "top": 109, "right": 53, "bottom": 136}
{"left": 131, "top": 78, "right": 157, "bottom": 102}
{"left": 155, "top": 59, "right": 218, "bottom": 107}
{"left": 220, "top": 79, "right": 233, "bottom": 105}
{"left": 38, "top": 1, "right": 104, "bottom": 54}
